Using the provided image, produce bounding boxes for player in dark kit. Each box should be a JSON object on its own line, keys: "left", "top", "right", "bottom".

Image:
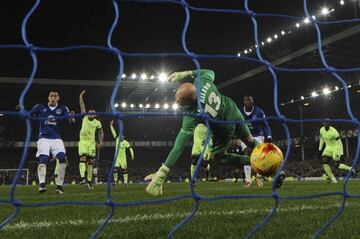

{"left": 30, "top": 91, "right": 75, "bottom": 194}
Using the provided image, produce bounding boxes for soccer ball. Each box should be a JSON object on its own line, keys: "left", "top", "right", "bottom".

{"left": 250, "top": 143, "right": 283, "bottom": 177}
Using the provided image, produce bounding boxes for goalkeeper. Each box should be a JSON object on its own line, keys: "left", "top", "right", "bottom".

{"left": 190, "top": 123, "right": 211, "bottom": 182}
{"left": 110, "top": 120, "right": 135, "bottom": 186}
{"left": 319, "top": 120, "right": 355, "bottom": 184}
{"left": 145, "top": 69, "right": 259, "bottom": 196}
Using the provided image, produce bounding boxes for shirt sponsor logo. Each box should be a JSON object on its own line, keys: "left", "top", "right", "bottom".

{"left": 45, "top": 115, "right": 57, "bottom": 126}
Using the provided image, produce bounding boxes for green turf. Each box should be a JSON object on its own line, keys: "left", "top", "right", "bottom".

{"left": 0, "top": 181, "right": 360, "bottom": 239}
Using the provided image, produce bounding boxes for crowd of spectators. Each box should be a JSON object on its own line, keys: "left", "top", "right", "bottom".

{"left": 0, "top": 146, "right": 358, "bottom": 185}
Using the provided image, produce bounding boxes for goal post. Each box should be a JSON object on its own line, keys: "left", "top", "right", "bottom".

{"left": 0, "top": 168, "right": 29, "bottom": 186}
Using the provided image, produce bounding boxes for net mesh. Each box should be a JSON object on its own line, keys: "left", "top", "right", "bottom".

{"left": 1, "top": 0, "right": 360, "bottom": 238}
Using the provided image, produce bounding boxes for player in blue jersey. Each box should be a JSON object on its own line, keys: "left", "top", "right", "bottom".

{"left": 30, "top": 91, "right": 75, "bottom": 194}
{"left": 239, "top": 95, "right": 273, "bottom": 187}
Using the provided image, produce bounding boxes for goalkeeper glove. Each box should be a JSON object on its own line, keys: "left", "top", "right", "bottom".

{"left": 144, "top": 164, "right": 170, "bottom": 196}
{"left": 168, "top": 71, "right": 192, "bottom": 83}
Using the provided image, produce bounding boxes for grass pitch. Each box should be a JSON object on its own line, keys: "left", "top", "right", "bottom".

{"left": 1, "top": 180, "right": 360, "bottom": 239}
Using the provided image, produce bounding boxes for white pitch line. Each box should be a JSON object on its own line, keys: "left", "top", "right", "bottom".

{"left": 2, "top": 202, "right": 355, "bottom": 231}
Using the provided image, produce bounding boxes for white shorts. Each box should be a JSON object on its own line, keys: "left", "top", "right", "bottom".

{"left": 240, "top": 136, "right": 264, "bottom": 150}
{"left": 36, "top": 138, "right": 66, "bottom": 158}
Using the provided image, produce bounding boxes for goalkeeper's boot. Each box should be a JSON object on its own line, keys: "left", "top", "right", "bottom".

{"left": 256, "top": 174, "right": 264, "bottom": 187}
{"left": 79, "top": 178, "right": 86, "bottom": 185}
{"left": 56, "top": 185, "right": 64, "bottom": 194}
{"left": 38, "top": 183, "right": 47, "bottom": 193}
{"left": 87, "top": 181, "right": 93, "bottom": 190}
{"left": 274, "top": 171, "right": 286, "bottom": 189}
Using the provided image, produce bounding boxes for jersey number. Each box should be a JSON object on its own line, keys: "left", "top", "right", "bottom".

{"left": 204, "top": 92, "right": 221, "bottom": 117}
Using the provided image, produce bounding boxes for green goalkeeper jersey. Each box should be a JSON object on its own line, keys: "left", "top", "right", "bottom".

{"left": 180, "top": 69, "right": 231, "bottom": 131}
{"left": 165, "top": 69, "right": 238, "bottom": 167}
{"left": 79, "top": 116, "right": 102, "bottom": 142}
{"left": 319, "top": 126, "right": 343, "bottom": 150}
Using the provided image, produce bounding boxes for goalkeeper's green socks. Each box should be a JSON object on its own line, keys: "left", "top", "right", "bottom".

{"left": 123, "top": 173, "right": 128, "bottom": 184}
{"left": 79, "top": 161, "right": 86, "bottom": 180}
{"left": 323, "top": 164, "right": 336, "bottom": 182}
{"left": 338, "top": 163, "right": 352, "bottom": 171}
{"left": 87, "top": 164, "right": 93, "bottom": 183}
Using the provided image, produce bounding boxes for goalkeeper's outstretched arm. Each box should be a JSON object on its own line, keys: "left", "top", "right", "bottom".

{"left": 168, "top": 69, "right": 215, "bottom": 83}
{"left": 145, "top": 116, "right": 196, "bottom": 196}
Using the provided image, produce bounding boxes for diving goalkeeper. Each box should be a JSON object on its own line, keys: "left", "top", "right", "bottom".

{"left": 145, "top": 69, "right": 259, "bottom": 196}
